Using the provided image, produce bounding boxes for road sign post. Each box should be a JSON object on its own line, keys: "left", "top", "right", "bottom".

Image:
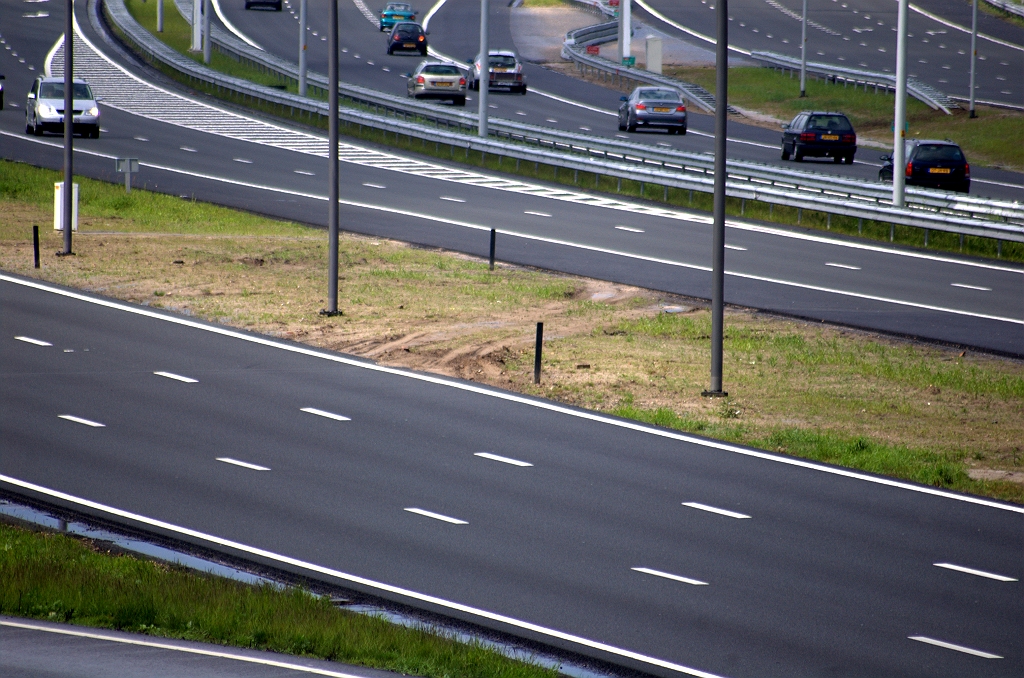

{"left": 115, "top": 158, "right": 139, "bottom": 193}
{"left": 704, "top": 0, "right": 728, "bottom": 398}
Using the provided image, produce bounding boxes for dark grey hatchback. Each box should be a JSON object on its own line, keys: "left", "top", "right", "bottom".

{"left": 781, "top": 111, "right": 857, "bottom": 164}
{"left": 879, "top": 139, "right": 970, "bottom": 193}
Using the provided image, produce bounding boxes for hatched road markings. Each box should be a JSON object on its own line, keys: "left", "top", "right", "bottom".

{"left": 908, "top": 636, "right": 1002, "bottom": 659}
{"left": 632, "top": 567, "right": 709, "bottom": 586}
{"left": 682, "top": 502, "right": 751, "bottom": 519}
{"left": 15, "top": 336, "right": 52, "bottom": 346}
{"left": 933, "top": 563, "right": 1018, "bottom": 582}
{"left": 404, "top": 508, "right": 468, "bottom": 525}
{"left": 58, "top": 415, "right": 105, "bottom": 428}
{"left": 217, "top": 458, "right": 270, "bottom": 471}
{"left": 474, "top": 452, "right": 533, "bottom": 467}
{"left": 154, "top": 371, "right": 198, "bottom": 383}
{"left": 300, "top": 407, "right": 351, "bottom": 421}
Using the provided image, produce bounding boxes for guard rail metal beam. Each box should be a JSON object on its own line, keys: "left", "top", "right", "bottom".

{"left": 984, "top": 0, "right": 1024, "bottom": 18}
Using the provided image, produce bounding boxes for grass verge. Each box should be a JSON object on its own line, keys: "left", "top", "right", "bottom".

{"left": 0, "top": 521, "right": 556, "bottom": 678}
{"left": 2, "top": 160, "right": 1022, "bottom": 504}
{"left": 114, "top": 0, "right": 1023, "bottom": 264}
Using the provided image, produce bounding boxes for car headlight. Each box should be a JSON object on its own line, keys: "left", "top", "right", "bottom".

{"left": 38, "top": 104, "right": 58, "bottom": 117}
{"left": 85, "top": 106, "right": 99, "bottom": 117}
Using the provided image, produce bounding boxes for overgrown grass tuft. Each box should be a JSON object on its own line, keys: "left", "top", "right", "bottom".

{"left": 0, "top": 522, "right": 557, "bottom": 678}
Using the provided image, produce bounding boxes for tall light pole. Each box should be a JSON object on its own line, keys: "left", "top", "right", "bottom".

{"left": 618, "top": 0, "right": 631, "bottom": 63}
{"left": 477, "top": 0, "right": 489, "bottom": 138}
{"left": 969, "top": 0, "right": 978, "bottom": 118}
{"left": 157, "top": 0, "right": 164, "bottom": 32}
{"left": 61, "top": 0, "right": 73, "bottom": 256}
{"left": 799, "top": 0, "right": 808, "bottom": 97}
{"left": 892, "top": 0, "right": 909, "bottom": 207}
{"left": 703, "top": 0, "right": 728, "bottom": 398}
{"left": 191, "top": 0, "right": 201, "bottom": 51}
{"left": 202, "top": 0, "right": 212, "bottom": 64}
{"left": 298, "top": 0, "right": 308, "bottom": 96}
{"left": 324, "top": 0, "right": 340, "bottom": 315}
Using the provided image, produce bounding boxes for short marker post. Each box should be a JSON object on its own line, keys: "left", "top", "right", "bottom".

{"left": 534, "top": 322, "right": 543, "bottom": 384}
{"left": 489, "top": 228, "right": 496, "bottom": 270}
{"left": 33, "top": 225, "right": 40, "bottom": 268}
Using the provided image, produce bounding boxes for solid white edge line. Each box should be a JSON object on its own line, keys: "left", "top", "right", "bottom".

{"left": 57, "top": 415, "right": 105, "bottom": 428}
{"left": 825, "top": 263, "right": 861, "bottom": 270}
{"left": 633, "top": 0, "right": 751, "bottom": 55}
{"left": 421, "top": 0, "right": 447, "bottom": 31}
{"left": 154, "top": 371, "right": 198, "bottom": 383}
{"left": 439, "top": 196, "right": 466, "bottom": 202}
{"left": 632, "top": 567, "right": 709, "bottom": 586}
{"left": 529, "top": 88, "right": 617, "bottom": 116}
{"left": 933, "top": 563, "right": 1018, "bottom": 582}
{"left": 404, "top": 508, "right": 469, "bottom": 525}
{"left": 682, "top": 502, "right": 751, "bottom": 519}
{"left": 0, "top": 620, "right": 365, "bottom": 677}
{"left": 724, "top": 244, "right": 746, "bottom": 251}
{"left": 3, "top": 275, "right": 1024, "bottom": 514}
{"left": 300, "top": 407, "right": 352, "bottom": 421}
{"left": 216, "top": 458, "right": 271, "bottom": 471}
{"left": 908, "top": 3, "right": 1024, "bottom": 52}
{"left": 525, "top": 211, "right": 552, "bottom": 217}
{"left": 474, "top": 452, "right": 533, "bottom": 467}
{"left": 15, "top": 336, "right": 53, "bottom": 346}
{"left": 43, "top": 33, "right": 63, "bottom": 77}
{"left": 951, "top": 283, "right": 992, "bottom": 291}
{"left": 908, "top": 636, "right": 1003, "bottom": 659}
{"left": 615, "top": 226, "right": 645, "bottom": 233}
{"left": 211, "top": 0, "right": 264, "bottom": 50}
{"left": 0, "top": 475, "right": 728, "bottom": 678}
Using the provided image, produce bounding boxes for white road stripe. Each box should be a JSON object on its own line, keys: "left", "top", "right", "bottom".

{"left": 933, "top": 563, "right": 1018, "bottom": 582}
{"left": 682, "top": 502, "right": 751, "bottom": 519}
{"left": 0, "top": 620, "right": 367, "bottom": 678}
{"left": 404, "top": 508, "right": 468, "bottom": 525}
{"left": 474, "top": 452, "right": 533, "bottom": 467}
{"left": 180, "top": 146, "right": 197, "bottom": 152}
{"left": 951, "top": 283, "right": 991, "bottom": 291}
{"left": 615, "top": 225, "right": 645, "bottom": 233}
{"left": 362, "top": 183, "right": 386, "bottom": 189}
{"left": 724, "top": 244, "right": 746, "bottom": 251}
{"left": 632, "top": 567, "right": 708, "bottom": 586}
{"left": 908, "top": 636, "right": 1003, "bottom": 659}
{"left": 58, "top": 415, "right": 105, "bottom": 428}
{"left": 525, "top": 211, "right": 552, "bottom": 217}
{"left": 154, "top": 371, "right": 198, "bottom": 383}
{"left": 294, "top": 170, "right": 315, "bottom": 175}
{"left": 15, "top": 336, "right": 52, "bottom": 346}
{"left": 440, "top": 196, "right": 465, "bottom": 202}
{"left": 300, "top": 407, "right": 351, "bottom": 421}
{"left": 826, "top": 262, "right": 862, "bottom": 270}
{"left": 216, "top": 457, "right": 270, "bottom": 471}
{"left": 233, "top": 158, "right": 253, "bottom": 164}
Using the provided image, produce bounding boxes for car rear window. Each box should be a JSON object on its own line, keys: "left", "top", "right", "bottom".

{"left": 914, "top": 144, "right": 965, "bottom": 162}
{"left": 423, "top": 65, "right": 461, "bottom": 75}
{"left": 39, "top": 82, "right": 94, "bottom": 99}
{"left": 488, "top": 56, "right": 518, "bottom": 68}
{"left": 638, "top": 89, "right": 680, "bottom": 101}
{"left": 387, "top": 3, "right": 412, "bottom": 11}
{"left": 806, "top": 115, "right": 853, "bottom": 132}
{"left": 394, "top": 24, "right": 422, "bottom": 35}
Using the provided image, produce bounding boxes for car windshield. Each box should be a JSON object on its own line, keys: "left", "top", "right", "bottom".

{"left": 38, "top": 82, "right": 93, "bottom": 100}
{"left": 915, "top": 144, "right": 965, "bottom": 162}
{"left": 422, "top": 65, "right": 460, "bottom": 75}
{"left": 638, "top": 89, "right": 679, "bottom": 101}
{"left": 488, "top": 55, "right": 517, "bottom": 68}
{"left": 806, "top": 115, "right": 853, "bottom": 132}
{"left": 386, "top": 3, "right": 411, "bottom": 11}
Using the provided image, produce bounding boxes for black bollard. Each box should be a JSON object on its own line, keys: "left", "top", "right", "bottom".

{"left": 33, "top": 225, "right": 40, "bottom": 268}
{"left": 489, "top": 228, "right": 496, "bottom": 271}
{"left": 534, "top": 322, "right": 543, "bottom": 385}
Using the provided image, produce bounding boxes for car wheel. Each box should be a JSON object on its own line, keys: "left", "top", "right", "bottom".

{"left": 833, "top": 154, "right": 843, "bottom": 164}
{"left": 781, "top": 145, "right": 791, "bottom": 160}
{"left": 0, "top": 93, "right": 4, "bottom": 110}
{"left": 454, "top": 96, "right": 466, "bottom": 107}
{"left": 793, "top": 148, "right": 804, "bottom": 162}
{"left": 846, "top": 153, "right": 855, "bottom": 165}
{"left": 678, "top": 126, "right": 687, "bottom": 135}
{"left": 91, "top": 127, "right": 100, "bottom": 139}
{"left": 32, "top": 118, "right": 43, "bottom": 136}
{"left": 519, "top": 85, "right": 527, "bottom": 95}
{"left": 626, "top": 115, "right": 637, "bottom": 133}
{"left": 420, "top": 48, "right": 427, "bottom": 56}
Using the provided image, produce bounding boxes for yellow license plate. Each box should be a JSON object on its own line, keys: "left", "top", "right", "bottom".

{"left": 403, "top": 43, "right": 415, "bottom": 48}
{"left": 929, "top": 167, "right": 952, "bottom": 174}
{"left": 821, "top": 134, "right": 839, "bottom": 140}
{"left": 434, "top": 82, "right": 452, "bottom": 87}
{"left": 653, "top": 107, "right": 671, "bottom": 113}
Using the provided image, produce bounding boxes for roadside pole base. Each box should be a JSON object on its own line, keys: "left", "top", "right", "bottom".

{"left": 701, "top": 390, "right": 728, "bottom": 398}
{"left": 319, "top": 309, "right": 343, "bottom": 317}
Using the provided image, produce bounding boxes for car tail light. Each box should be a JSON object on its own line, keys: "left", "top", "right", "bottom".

{"left": 676, "top": 105, "right": 686, "bottom": 112}
{"left": 459, "top": 78, "right": 466, "bottom": 85}
{"left": 636, "top": 103, "right": 646, "bottom": 110}
{"left": 965, "top": 163, "right": 970, "bottom": 178}
{"left": 416, "top": 76, "right": 425, "bottom": 84}
{"left": 842, "top": 134, "right": 855, "bottom": 143}
{"left": 905, "top": 162, "right": 913, "bottom": 177}
{"left": 393, "top": 35, "right": 400, "bottom": 40}
{"left": 418, "top": 35, "right": 424, "bottom": 41}
{"left": 799, "top": 132, "right": 816, "bottom": 142}
{"left": 515, "top": 74, "right": 522, "bottom": 81}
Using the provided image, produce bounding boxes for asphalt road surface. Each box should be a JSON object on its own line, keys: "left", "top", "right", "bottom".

{"left": 2, "top": 273, "right": 1023, "bottom": 678}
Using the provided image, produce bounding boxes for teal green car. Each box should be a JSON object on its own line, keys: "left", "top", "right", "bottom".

{"left": 379, "top": 2, "right": 417, "bottom": 31}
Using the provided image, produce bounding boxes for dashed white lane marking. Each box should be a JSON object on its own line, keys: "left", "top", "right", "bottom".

{"left": 632, "top": 567, "right": 709, "bottom": 586}
{"left": 474, "top": 452, "right": 533, "bottom": 467}
{"left": 216, "top": 457, "right": 270, "bottom": 471}
{"left": 233, "top": 158, "right": 253, "bottom": 164}
{"left": 294, "top": 170, "right": 315, "bottom": 175}
{"left": 133, "top": 135, "right": 149, "bottom": 141}
{"left": 579, "top": 126, "right": 591, "bottom": 131}
{"left": 300, "top": 407, "right": 351, "bottom": 422}
{"left": 724, "top": 244, "right": 746, "bottom": 251}
{"left": 546, "top": 118, "right": 557, "bottom": 123}
{"left": 58, "top": 415, "right": 105, "bottom": 428}
{"left": 826, "top": 262, "right": 861, "bottom": 270}
{"left": 682, "top": 502, "right": 751, "bottom": 519}
{"left": 615, "top": 225, "right": 645, "bottom": 233}
{"left": 363, "top": 183, "right": 386, "bottom": 189}
{"left": 440, "top": 196, "right": 465, "bottom": 202}
{"left": 933, "top": 563, "right": 1018, "bottom": 582}
{"left": 908, "top": 636, "right": 1002, "bottom": 659}
{"left": 951, "top": 283, "right": 992, "bottom": 291}
{"left": 525, "top": 210, "right": 552, "bottom": 217}
{"left": 0, "top": 620, "right": 368, "bottom": 678}
{"left": 15, "top": 336, "right": 52, "bottom": 346}
{"left": 404, "top": 508, "right": 468, "bottom": 525}
{"left": 154, "top": 371, "right": 198, "bottom": 383}
{"left": 180, "top": 146, "right": 197, "bottom": 153}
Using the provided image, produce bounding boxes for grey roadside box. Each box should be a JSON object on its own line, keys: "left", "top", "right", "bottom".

{"left": 646, "top": 35, "right": 662, "bottom": 75}
{"left": 115, "top": 158, "right": 140, "bottom": 193}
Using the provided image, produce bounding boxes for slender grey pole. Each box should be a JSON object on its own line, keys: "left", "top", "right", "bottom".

{"left": 477, "top": 0, "right": 489, "bottom": 138}
{"left": 326, "top": 0, "right": 340, "bottom": 314}
{"left": 62, "top": 0, "right": 73, "bottom": 255}
{"left": 157, "top": 0, "right": 164, "bottom": 32}
{"left": 968, "top": 0, "right": 977, "bottom": 118}
{"left": 202, "top": 0, "right": 212, "bottom": 64}
{"left": 704, "top": 0, "right": 727, "bottom": 397}
{"left": 799, "top": 0, "right": 807, "bottom": 97}
{"left": 892, "top": 0, "right": 908, "bottom": 207}
{"left": 533, "top": 322, "right": 543, "bottom": 385}
{"left": 191, "top": 0, "right": 201, "bottom": 51}
{"left": 298, "top": 0, "right": 307, "bottom": 96}
{"left": 622, "top": 0, "right": 631, "bottom": 60}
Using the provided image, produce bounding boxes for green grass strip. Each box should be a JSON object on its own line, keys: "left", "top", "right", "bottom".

{"left": 0, "top": 522, "right": 556, "bottom": 678}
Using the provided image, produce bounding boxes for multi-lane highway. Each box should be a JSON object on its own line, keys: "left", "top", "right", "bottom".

{"left": 0, "top": 0, "right": 1021, "bottom": 355}
{"left": 2, "top": 273, "right": 1022, "bottom": 678}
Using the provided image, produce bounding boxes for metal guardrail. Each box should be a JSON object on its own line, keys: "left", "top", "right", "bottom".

{"left": 99, "top": 0, "right": 1024, "bottom": 244}
{"left": 984, "top": 0, "right": 1024, "bottom": 18}
{"left": 748, "top": 50, "right": 956, "bottom": 114}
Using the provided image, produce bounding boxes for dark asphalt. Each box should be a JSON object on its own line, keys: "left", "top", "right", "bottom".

{"left": 2, "top": 272, "right": 1023, "bottom": 678}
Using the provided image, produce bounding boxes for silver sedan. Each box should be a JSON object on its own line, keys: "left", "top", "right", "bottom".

{"left": 617, "top": 87, "right": 687, "bottom": 135}
{"left": 26, "top": 76, "right": 101, "bottom": 138}
{"left": 406, "top": 61, "right": 466, "bottom": 106}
